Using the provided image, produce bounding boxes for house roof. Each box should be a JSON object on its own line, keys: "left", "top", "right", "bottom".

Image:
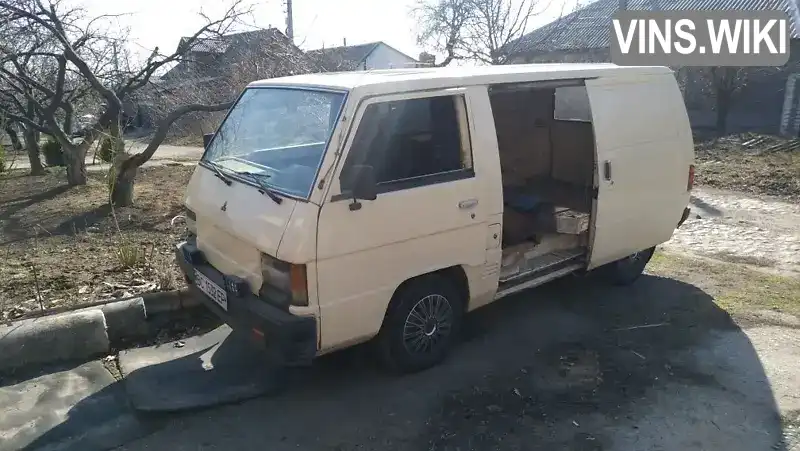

{"left": 163, "top": 28, "right": 319, "bottom": 81}
{"left": 307, "top": 41, "right": 418, "bottom": 70}
{"left": 511, "top": 0, "right": 800, "bottom": 54}
{"left": 308, "top": 42, "right": 382, "bottom": 67}
{"left": 178, "top": 28, "right": 288, "bottom": 54}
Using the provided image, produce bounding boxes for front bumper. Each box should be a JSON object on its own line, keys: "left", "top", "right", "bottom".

{"left": 677, "top": 207, "right": 691, "bottom": 228}
{"left": 175, "top": 240, "right": 317, "bottom": 367}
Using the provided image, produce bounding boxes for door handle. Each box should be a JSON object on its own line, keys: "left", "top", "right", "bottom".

{"left": 603, "top": 160, "right": 612, "bottom": 182}
{"left": 459, "top": 199, "right": 478, "bottom": 209}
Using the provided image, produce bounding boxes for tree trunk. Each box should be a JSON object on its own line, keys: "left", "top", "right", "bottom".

{"left": 22, "top": 127, "right": 46, "bottom": 176}
{"left": 64, "top": 146, "right": 88, "bottom": 185}
{"left": 715, "top": 89, "right": 731, "bottom": 136}
{"left": 110, "top": 158, "right": 137, "bottom": 207}
{"left": 63, "top": 111, "right": 73, "bottom": 137}
{"left": 109, "top": 119, "right": 125, "bottom": 154}
{"left": 5, "top": 125, "right": 23, "bottom": 150}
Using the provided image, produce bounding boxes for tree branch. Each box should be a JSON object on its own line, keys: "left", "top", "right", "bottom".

{"left": 123, "top": 101, "right": 234, "bottom": 170}
{"left": 117, "top": 0, "right": 246, "bottom": 97}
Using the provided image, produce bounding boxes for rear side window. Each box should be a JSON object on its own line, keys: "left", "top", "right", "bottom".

{"left": 340, "top": 95, "right": 473, "bottom": 191}
{"left": 554, "top": 85, "right": 592, "bottom": 122}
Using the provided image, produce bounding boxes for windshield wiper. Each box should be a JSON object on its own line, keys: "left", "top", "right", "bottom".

{"left": 205, "top": 161, "right": 232, "bottom": 186}
{"left": 237, "top": 171, "right": 284, "bottom": 205}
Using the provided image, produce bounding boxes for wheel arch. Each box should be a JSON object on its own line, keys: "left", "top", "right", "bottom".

{"left": 382, "top": 265, "right": 471, "bottom": 323}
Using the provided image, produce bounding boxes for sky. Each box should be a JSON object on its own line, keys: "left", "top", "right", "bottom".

{"left": 78, "top": 0, "right": 580, "bottom": 62}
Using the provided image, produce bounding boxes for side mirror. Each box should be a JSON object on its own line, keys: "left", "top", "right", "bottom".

{"left": 349, "top": 164, "right": 377, "bottom": 204}
{"left": 203, "top": 133, "right": 214, "bottom": 149}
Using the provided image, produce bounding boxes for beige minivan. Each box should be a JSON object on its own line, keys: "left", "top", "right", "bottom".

{"left": 175, "top": 63, "right": 694, "bottom": 373}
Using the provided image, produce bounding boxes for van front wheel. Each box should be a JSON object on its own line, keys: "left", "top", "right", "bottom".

{"left": 378, "top": 275, "right": 464, "bottom": 374}
{"left": 602, "top": 246, "right": 656, "bottom": 286}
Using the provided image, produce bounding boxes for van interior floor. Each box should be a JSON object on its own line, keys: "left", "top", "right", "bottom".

{"left": 499, "top": 233, "right": 587, "bottom": 284}
{"left": 498, "top": 179, "right": 592, "bottom": 285}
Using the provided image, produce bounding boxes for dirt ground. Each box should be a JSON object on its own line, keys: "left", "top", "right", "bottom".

{"left": 0, "top": 165, "right": 194, "bottom": 320}
{"left": 694, "top": 134, "right": 800, "bottom": 202}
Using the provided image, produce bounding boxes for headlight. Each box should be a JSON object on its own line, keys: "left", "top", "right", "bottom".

{"left": 259, "top": 253, "right": 308, "bottom": 307}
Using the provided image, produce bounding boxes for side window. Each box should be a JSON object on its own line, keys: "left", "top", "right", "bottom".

{"left": 554, "top": 85, "right": 592, "bottom": 122}
{"left": 340, "top": 95, "right": 473, "bottom": 191}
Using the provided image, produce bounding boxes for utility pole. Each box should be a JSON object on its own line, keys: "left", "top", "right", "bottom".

{"left": 285, "top": 0, "right": 294, "bottom": 43}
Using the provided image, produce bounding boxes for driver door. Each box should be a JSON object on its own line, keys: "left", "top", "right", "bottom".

{"left": 315, "top": 89, "right": 490, "bottom": 351}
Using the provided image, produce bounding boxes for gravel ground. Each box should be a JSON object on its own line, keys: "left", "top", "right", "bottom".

{"left": 663, "top": 186, "right": 800, "bottom": 274}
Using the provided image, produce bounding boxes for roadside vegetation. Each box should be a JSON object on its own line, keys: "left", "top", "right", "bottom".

{"left": 694, "top": 133, "right": 800, "bottom": 201}
{"left": 0, "top": 165, "right": 193, "bottom": 321}
{"left": 648, "top": 250, "right": 800, "bottom": 318}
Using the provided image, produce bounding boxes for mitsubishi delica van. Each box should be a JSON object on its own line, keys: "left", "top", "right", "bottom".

{"left": 175, "top": 63, "right": 694, "bottom": 374}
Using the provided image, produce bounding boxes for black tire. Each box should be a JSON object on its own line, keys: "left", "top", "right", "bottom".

{"left": 377, "top": 274, "right": 464, "bottom": 374}
{"left": 601, "top": 246, "right": 656, "bottom": 286}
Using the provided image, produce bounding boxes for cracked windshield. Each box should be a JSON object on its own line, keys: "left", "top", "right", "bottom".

{"left": 204, "top": 88, "right": 345, "bottom": 198}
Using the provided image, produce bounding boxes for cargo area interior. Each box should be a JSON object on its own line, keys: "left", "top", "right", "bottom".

{"left": 488, "top": 82, "right": 597, "bottom": 285}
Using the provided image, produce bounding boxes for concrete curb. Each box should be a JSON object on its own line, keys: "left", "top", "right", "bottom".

{"left": 98, "top": 297, "right": 149, "bottom": 342}
{"left": 0, "top": 310, "right": 110, "bottom": 373}
{"left": 14, "top": 289, "right": 197, "bottom": 322}
{"left": 0, "top": 289, "right": 203, "bottom": 373}
{"left": 142, "top": 289, "right": 201, "bottom": 314}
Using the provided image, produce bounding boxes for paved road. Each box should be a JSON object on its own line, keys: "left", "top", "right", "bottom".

{"left": 4, "top": 272, "right": 798, "bottom": 451}
{"left": 7, "top": 140, "right": 203, "bottom": 172}
{"left": 115, "top": 277, "right": 800, "bottom": 451}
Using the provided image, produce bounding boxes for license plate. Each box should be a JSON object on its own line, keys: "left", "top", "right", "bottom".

{"left": 194, "top": 269, "right": 228, "bottom": 311}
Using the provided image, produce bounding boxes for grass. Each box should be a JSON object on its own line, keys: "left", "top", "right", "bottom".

{"left": 648, "top": 250, "right": 800, "bottom": 317}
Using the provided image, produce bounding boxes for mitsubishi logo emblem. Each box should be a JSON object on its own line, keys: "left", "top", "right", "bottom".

{"left": 220, "top": 201, "right": 227, "bottom": 212}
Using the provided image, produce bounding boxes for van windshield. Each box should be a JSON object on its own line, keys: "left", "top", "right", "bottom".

{"left": 202, "top": 87, "right": 346, "bottom": 199}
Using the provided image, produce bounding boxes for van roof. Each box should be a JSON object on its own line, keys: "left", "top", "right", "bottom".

{"left": 248, "top": 63, "right": 672, "bottom": 92}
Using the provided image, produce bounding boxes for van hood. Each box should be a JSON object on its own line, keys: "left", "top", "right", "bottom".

{"left": 184, "top": 166, "right": 300, "bottom": 294}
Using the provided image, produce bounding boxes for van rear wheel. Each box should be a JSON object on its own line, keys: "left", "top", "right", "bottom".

{"left": 603, "top": 247, "right": 655, "bottom": 286}
{"left": 377, "top": 275, "right": 464, "bottom": 374}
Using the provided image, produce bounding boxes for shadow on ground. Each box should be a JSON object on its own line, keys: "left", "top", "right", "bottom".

{"left": 689, "top": 194, "right": 725, "bottom": 218}
{"left": 18, "top": 274, "right": 792, "bottom": 451}
{"left": 0, "top": 184, "right": 73, "bottom": 245}
{"left": 0, "top": 361, "right": 159, "bottom": 451}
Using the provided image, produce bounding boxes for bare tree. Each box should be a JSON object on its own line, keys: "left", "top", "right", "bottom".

{"left": 0, "top": 0, "right": 248, "bottom": 206}
{"left": 413, "top": 0, "right": 566, "bottom": 66}
{"left": 705, "top": 67, "right": 748, "bottom": 136}
{"left": 140, "top": 28, "right": 322, "bottom": 144}
{"left": 3, "top": 121, "right": 23, "bottom": 150}
{"left": 0, "top": 14, "right": 59, "bottom": 174}
{"left": 678, "top": 66, "right": 753, "bottom": 136}
{"left": 413, "top": 0, "right": 472, "bottom": 66}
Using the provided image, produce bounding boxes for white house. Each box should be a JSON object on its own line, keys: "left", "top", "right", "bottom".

{"left": 308, "top": 41, "right": 420, "bottom": 71}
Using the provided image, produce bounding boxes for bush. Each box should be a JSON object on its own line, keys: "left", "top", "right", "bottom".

{"left": 97, "top": 137, "right": 116, "bottom": 163}
{"left": 42, "top": 139, "right": 65, "bottom": 166}
{"left": 0, "top": 143, "right": 6, "bottom": 173}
